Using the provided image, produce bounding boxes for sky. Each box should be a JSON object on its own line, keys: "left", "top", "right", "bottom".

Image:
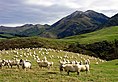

{"left": 0, "top": 0, "right": 118, "bottom": 27}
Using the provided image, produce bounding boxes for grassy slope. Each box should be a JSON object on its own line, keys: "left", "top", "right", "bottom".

{"left": 0, "top": 26, "right": 118, "bottom": 45}
{"left": 0, "top": 48, "right": 117, "bottom": 82}
{"left": 64, "top": 26, "right": 118, "bottom": 44}
{"left": 0, "top": 34, "right": 16, "bottom": 38}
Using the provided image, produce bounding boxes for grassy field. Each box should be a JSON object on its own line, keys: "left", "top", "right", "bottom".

{"left": 0, "top": 48, "right": 117, "bottom": 82}
{"left": 64, "top": 26, "right": 118, "bottom": 44}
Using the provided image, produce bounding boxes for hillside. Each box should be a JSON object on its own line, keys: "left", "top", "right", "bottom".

{"left": 0, "top": 48, "right": 117, "bottom": 82}
{"left": 64, "top": 26, "right": 118, "bottom": 44}
{"left": 62, "top": 26, "right": 118, "bottom": 60}
{"left": 0, "top": 26, "right": 118, "bottom": 60}
{"left": 41, "top": 10, "right": 109, "bottom": 38}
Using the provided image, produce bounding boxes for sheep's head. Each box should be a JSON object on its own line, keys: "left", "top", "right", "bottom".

{"left": 62, "top": 64, "right": 66, "bottom": 68}
{"left": 59, "top": 64, "right": 65, "bottom": 72}
{"left": 1, "top": 60, "right": 5, "bottom": 66}
{"left": 50, "top": 62, "right": 53, "bottom": 66}
{"left": 19, "top": 59, "right": 23, "bottom": 65}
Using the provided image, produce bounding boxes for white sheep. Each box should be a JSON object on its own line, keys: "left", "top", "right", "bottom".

{"left": 8, "top": 59, "right": 20, "bottom": 68}
{"left": 85, "top": 59, "right": 90, "bottom": 65}
{"left": 37, "top": 60, "right": 53, "bottom": 69}
{"left": 61, "top": 64, "right": 80, "bottom": 75}
{"left": 1, "top": 59, "right": 10, "bottom": 68}
{"left": 60, "top": 60, "right": 90, "bottom": 75}
{"left": 95, "top": 62, "right": 99, "bottom": 65}
{"left": 20, "top": 59, "right": 32, "bottom": 70}
{"left": 0, "top": 60, "right": 5, "bottom": 69}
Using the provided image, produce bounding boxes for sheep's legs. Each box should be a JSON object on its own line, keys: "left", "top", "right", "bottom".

{"left": 0, "top": 66, "right": 2, "bottom": 69}
{"left": 67, "top": 71, "right": 69, "bottom": 75}
{"left": 30, "top": 66, "right": 32, "bottom": 69}
{"left": 17, "top": 65, "right": 19, "bottom": 69}
{"left": 10, "top": 65, "right": 12, "bottom": 68}
{"left": 48, "top": 66, "right": 50, "bottom": 70}
{"left": 7, "top": 65, "right": 10, "bottom": 68}
{"left": 77, "top": 72, "right": 79, "bottom": 75}
{"left": 25, "top": 68, "right": 26, "bottom": 71}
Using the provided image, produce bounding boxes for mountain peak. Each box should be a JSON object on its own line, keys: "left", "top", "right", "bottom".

{"left": 72, "top": 11, "right": 83, "bottom": 15}
{"left": 66, "top": 11, "right": 83, "bottom": 19}
{"left": 84, "top": 10, "right": 100, "bottom": 16}
{"left": 71, "top": 11, "right": 83, "bottom": 16}
{"left": 71, "top": 10, "right": 97, "bottom": 16}
{"left": 85, "top": 10, "right": 96, "bottom": 13}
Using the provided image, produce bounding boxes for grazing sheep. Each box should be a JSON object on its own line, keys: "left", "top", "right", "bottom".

{"left": 59, "top": 60, "right": 67, "bottom": 65}
{"left": 60, "top": 60, "right": 90, "bottom": 75}
{"left": 80, "top": 60, "right": 83, "bottom": 65}
{"left": 61, "top": 64, "right": 80, "bottom": 75}
{"left": 20, "top": 59, "right": 32, "bottom": 70}
{"left": 0, "top": 60, "right": 5, "bottom": 69}
{"left": 78, "top": 64, "right": 89, "bottom": 74}
{"left": 95, "top": 62, "right": 99, "bottom": 65}
{"left": 1, "top": 59, "right": 10, "bottom": 68}
{"left": 8, "top": 59, "right": 20, "bottom": 68}
{"left": 37, "top": 60, "right": 53, "bottom": 69}
{"left": 85, "top": 59, "right": 90, "bottom": 65}
{"left": 59, "top": 59, "right": 72, "bottom": 72}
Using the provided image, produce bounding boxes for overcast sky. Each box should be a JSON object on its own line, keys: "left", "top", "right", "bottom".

{"left": 0, "top": 0, "right": 118, "bottom": 27}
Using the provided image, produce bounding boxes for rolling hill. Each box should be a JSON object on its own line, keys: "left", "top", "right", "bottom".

{"left": 63, "top": 26, "right": 118, "bottom": 60}
{"left": 64, "top": 26, "right": 118, "bottom": 44}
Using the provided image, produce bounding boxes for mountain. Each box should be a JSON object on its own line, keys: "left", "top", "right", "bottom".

{"left": 0, "top": 24, "right": 50, "bottom": 38}
{"left": 2, "top": 10, "right": 118, "bottom": 39}
{"left": 41, "top": 10, "right": 109, "bottom": 38}
{"left": 105, "top": 13, "right": 118, "bottom": 27}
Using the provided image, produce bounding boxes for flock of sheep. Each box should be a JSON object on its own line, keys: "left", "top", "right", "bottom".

{"left": 0, "top": 48, "right": 106, "bottom": 75}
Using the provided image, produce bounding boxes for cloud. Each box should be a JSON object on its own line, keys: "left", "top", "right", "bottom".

{"left": 24, "top": 0, "right": 81, "bottom": 8}
{"left": 0, "top": 0, "right": 118, "bottom": 26}
{"left": 24, "top": 0, "right": 55, "bottom": 7}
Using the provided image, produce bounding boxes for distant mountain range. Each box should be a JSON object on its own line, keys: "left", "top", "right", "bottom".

{"left": 0, "top": 24, "right": 50, "bottom": 38}
{"left": 0, "top": 10, "right": 118, "bottom": 38}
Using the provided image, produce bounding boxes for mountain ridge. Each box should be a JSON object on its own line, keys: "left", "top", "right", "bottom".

{"left": 104, "top": 13, "right": 118, "bottom": 27}
{"left": 40, "top": 10, "right": 109, "bottom": 38}
{"left": 0, "top": 24, "right": 50, "bottom": 38}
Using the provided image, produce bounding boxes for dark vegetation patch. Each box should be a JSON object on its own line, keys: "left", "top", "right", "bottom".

{"left": 0, "top": 37, "right": 118, "bottom": 60}
{"left": 66, "top": 40, "right": 118, "bottom": 60}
